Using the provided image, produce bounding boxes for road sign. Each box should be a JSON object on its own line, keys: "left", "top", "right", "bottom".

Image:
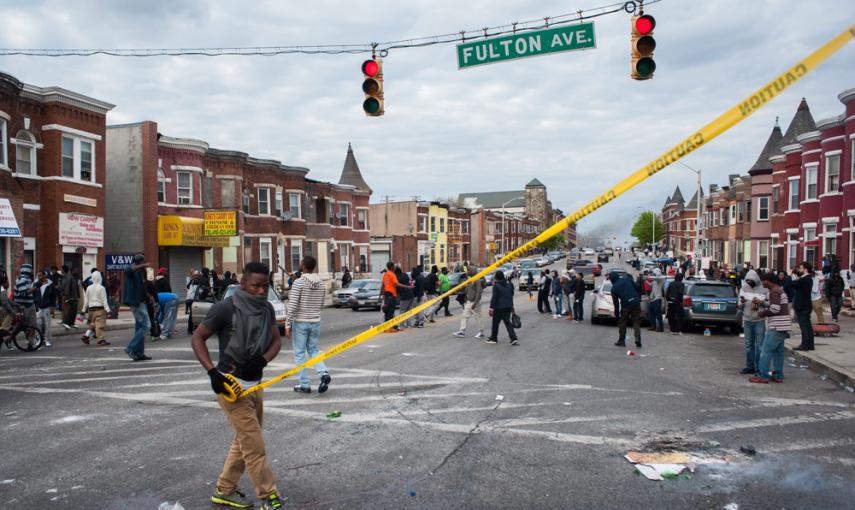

{"left": 457, "top": 23, "right": 596, "bottom": 69}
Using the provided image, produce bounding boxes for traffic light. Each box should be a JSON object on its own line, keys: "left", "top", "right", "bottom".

{"left": 631, "top": 14, "right": 656, "bottom": 80}
{"left": 361, "top": 58, "right": 384, "bottom": 116}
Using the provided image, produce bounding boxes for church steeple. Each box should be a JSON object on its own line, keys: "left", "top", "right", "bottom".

{"left": 338, "top": 142, "right": 372, "bottom": 193}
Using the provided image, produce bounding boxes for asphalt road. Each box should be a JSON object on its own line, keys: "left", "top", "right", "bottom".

{"left": 1, "top": 260, "right": 854, "bottom": 509}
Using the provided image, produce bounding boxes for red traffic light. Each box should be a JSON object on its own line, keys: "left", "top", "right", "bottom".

{"left": 635, "top": 14, "right": 655, "bottom": 35}
{"left": 362, "top": 59, "right": 380, "bottom": 77}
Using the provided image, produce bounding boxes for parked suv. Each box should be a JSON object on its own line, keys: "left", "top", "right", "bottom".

{"left": 682, "top": 281, "right": 741, "bottom": 334}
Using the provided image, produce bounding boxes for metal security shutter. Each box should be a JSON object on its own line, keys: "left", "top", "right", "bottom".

{"left": 168, "top": 247, "right": 203, "bottom": 300}
{"left": 370, "top": 250, "right": 389, "bottom": 277}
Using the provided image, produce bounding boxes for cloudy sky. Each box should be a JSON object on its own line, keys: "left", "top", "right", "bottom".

{"left": 1, "top": 0, "right": 852, "bottom": 243}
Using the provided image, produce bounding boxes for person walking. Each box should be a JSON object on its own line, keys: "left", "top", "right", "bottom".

{"left": 826, "top": 268, "right": 845, "bottom": 322}
{"left": 572, "top": 271, "right": 586, "bottom": 323}
{"left": 665, "top": 273, "right": 686, "bottom": 335}
{"left": 423, "top": 265, "right": 440, "bottom": 323}
{"left": 191, "top": 261, "right": 284, "bottom": 510}
{"left": 537, "top": 270, "right": 552, "bottom": 314}
{"left": 158, "top": 291, "right": 179, "bottom": 340}
{"left": 847, "top": 264, "right": 855, "bottom": 311}
{"left": 526, "top": 271, "right": 535, "bottom": 300}
{"left": 750, "top": 272, "right": 791, "bottom": 384}
{"left": 647, "top": 269, "right": 665, "bottom": 332}
{"left": 396, "top": 266, "right": 415, "bottom": 329}
{"left": 453, "top": 266, "right": 484, "bottom": 338}
{"left": 81, "top": 270, "right": 111, "bottom": 346}
{"left": 123, "top": 254, "right": 152, "bottom": 361}
{"left": 791, "top": 262, "right": 815, "bottom": 351}
{"left": 286, "top": 256, "right": 331, "bottom": 395}
{"left": 486, "top": 271, "right": 518, "bottom": 346}
{"left": 341, "top": 266, "right": 352, "bottom": 288}
{"left": 185, "top": 267, "right": 196, "bottom": 314}
{"left": 738, "top": 270, "right": 767, "bottom": 375}
{"left": 410, "top": 266, "right": 426, "bottom": 328}
{"left": 438, "top": 267, "right": 453, "bottom": 317}
{"left": 34, "top": 270, "right": 56, "bottom": 347}
{"left": 550, "top": 270, "right": 564, "bottom": 319}
{"left": 60, "top": 265, "right": 80, "bottom": 330}
{"left": 610, "top": 271, "right": 642, "bottom": 348}
{"left": 561, "top": 271, "right": 574, "bottom": 320}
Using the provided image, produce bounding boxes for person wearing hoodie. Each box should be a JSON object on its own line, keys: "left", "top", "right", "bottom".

{"left": 486, "top": 271, "right": 518, "bottom": 345}
{"left": 537, "top": 270, "right": 552, "bottom": 314}
{"left": 395, "top": 266, "right": 415, "bottom": 329}
{"left": 34, "top": 270, "right": 56, "bottom": 347}
{"left": 454, "top": 266, "right": 485, "bottom": 338}
{"left": 646, "top": 269, "right": 665, "bottom": 333}
{"left": 154, "top": 267, "right": 172, "bottom": 294}
{"left": 411, "top": 266, "right": 426, "bottom": 328}
{"left": 286, "top": 255, "right": 331, "bottom": 394}
{"left": 610, "top": 271, "right": 642, "bottom": 348}
{"left": 572, "top": 272, "right": 586, "bottom": 323}
{"left": 82, "top": 270, "right": 111, "bottom": 346}
{"left": 738, "top": 269, "right": 767, "bottom": 375}
{"left": 550, "top": 270, "right": 564, "bottom": 319}
{"left": 665, "top": 273, "right": 686, "bottom": 334}
{"left": 825, "top": 268, "right": 845, "bottom": 322}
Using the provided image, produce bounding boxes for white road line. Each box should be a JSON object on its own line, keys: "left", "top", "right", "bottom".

{"left": 490, "top": 414, "right": 633, "bottom": 428}
{"left": 0, "top": 364, "right": 196, "bottom": 380}
{"left": 102, "top": 379, "right": 480, "bottom": 392}
{"left": 761, "top": 438, "right": 855, "bottom": 453}
{"left": 697, "top": 410, "right": 855, "bottom": 433}
{"left": 739, "top": 396, "right": 854, "bottom": 409}
{"left": 537, "top": 384, "right": 684, "bottom": 397}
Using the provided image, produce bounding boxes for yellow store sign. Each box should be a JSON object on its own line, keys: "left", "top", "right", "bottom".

{"left": 204, "top": 210, "right": 237, "bottom": 237}
{"left": 158, "top": 216, "right": 230, "bottom": 248}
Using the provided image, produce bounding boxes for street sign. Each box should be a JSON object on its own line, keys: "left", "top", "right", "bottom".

{"left": 204, "top": 210, "right": 237, "bottom": 237}
{"left": 457, "top": 22, "right": 596, "bottom": 69}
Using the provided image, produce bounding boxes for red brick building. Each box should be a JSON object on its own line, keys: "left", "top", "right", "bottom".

{"left": 661, "top": 187, "right": 701, "bottom": 257}
{"left": 0, "top": 71, "right": 114, "bottom": 277}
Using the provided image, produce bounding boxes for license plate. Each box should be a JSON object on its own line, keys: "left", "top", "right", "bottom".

{"left": 358, "top": 301, "right": 366, "bottom": 305}
{"left": 705, "top": 303, "right": 723, "bottom": 311}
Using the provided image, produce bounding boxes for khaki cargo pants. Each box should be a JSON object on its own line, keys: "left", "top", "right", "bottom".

{"left": 217, "top": 389, "right": 279, "bottom": 500}
{"left": 87, "top": 308, "right": 107, "bottom": 341}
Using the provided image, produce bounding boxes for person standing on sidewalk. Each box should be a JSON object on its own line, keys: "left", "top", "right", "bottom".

{"left": 825, "top": 268, "right": 845, "bottom": 322}
{"left": 665, "top": 273, "right": 686, "bottom": 335}
{"left": 395, "top": 266, "right": 415, "bottom": 330}
{"left": 423, "top": 265, "right": 440, "bottom": 323}
{"left": 191, "top": 261, "right": 284, "bottom": 510}
{"left": 537, "top": 270, "right": 552, "bottom": 314}
{"left": 811, "top": 266, "right": 825, "bottom": 324}
{"left": 572, "top": 271, "right": 586, "bottom": 323}
{"left": 791, "top": 262, "right": 815, "bottom": 351}
{"left": 486, "top": 271, "right": 518, "bottom": 346}
{"left": 561, "top": 271, "right": 574, "bottom": 320}
{"left": 438, "top": 267, "right": 453, "bottom": 317}
{"left": 60, "top": 265, "right": 80, "bottom": 330}
{"left": 550, "top": 270, "right": 564, "bottom": 319}
{"left": 647, "top": 269, "right": 665, "bottom": 332}
{"left": 453, "top": 266, "right": 484, "bottom": 338}
{"left": 34, "top": 270, "right": 56, "bottom": 347}
{"left": 610, "top": 271, "right": 642, "bottom": 348}
{"left": 154, "top": 267, "right": 172, "bottom": 294}
{"left": 750, "top": 272, "right": 791, "bottom": 384}
{"left": 123, "top": 254, "right": 152, "bottom": 361}
{"left": 341, "top": 266, "right": 352, "bottom": 289}
{"left": 411, "top": 266, "right": 426, "bottom": 328}
{"left": 286, "top": 256, "right": 331, "bottom": 395}
{"left": 738, "top": 270, "right": 766, "bottom": 375}
{"left": 82, "top": 270, "right": 111, "bottom": 346}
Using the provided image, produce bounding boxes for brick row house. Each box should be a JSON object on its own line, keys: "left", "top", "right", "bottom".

{"left": 661, "top": 187, "right": 701, "bottom": 257}
{"left": 106, "top": 121, "right": 372, "bottom": 290}
{"left": 0, "top": 71, "right": 114, "bottom": 276}
{"left": 700, "top": 175, "right": 752, "bottom": 269}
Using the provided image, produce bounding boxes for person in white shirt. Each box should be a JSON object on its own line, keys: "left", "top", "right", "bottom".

{"left": 82, "top": 271, "right": 111, "bottom": 346}
{"left": 811, "top": 270, "right": 825, "bottom": 324}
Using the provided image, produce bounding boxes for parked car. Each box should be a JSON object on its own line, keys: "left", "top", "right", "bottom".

{"left": 597, "top": 253, "right": 609, "bottom": 263}
{"left": 682, "top": 281, "right": 741, "bottom": 333}
{"left": 583, "top": 248, "right": 595, "bottom": 256}
{"left": 589, "top": 275, "right": 649, "bottom": 325}
{"left": 569, "top": 258, "right": 593, "bottom": 270}
{"left": 192, "top": 284, "right": 288, "bottom": 334}
{"left": 603, "top": 248, "right": 614, "bottom": 256}
{"left": 498, "top": 263, "right": 516, "bottom": 280}
{"left": 349, "top": 280, "right": 383, "bottom": 311}
{"left": 520, "top": 259, "right": 538, "bottom": 275}
{"left": 535, "top": 256, "right": 550, "bottom": 267}
{"left": 333, "top": 279, "right": 377, "bottom": 307}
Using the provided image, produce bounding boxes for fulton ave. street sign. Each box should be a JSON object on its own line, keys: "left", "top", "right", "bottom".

{"left": 457, "top": 23, "right": 596, "bottom": 69}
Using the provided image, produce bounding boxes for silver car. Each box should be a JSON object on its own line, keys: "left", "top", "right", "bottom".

{"left": 333, "top": 279, "right": 375, "bottom": 307}
{"left": 589, "top": 277, "right": 649, "bottom": 325}
{"left": 192, "top": 284, "right": 288, "bottom": 334}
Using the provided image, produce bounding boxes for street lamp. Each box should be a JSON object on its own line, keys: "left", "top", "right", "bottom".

{"left": 677, "top": 160, "right": 703, "bottom": 268}
{"left": 501, "top": 196, "right": 525, "bottom": 256}
{"left": 330, "top": 238, "right": 338, "bottom": 281}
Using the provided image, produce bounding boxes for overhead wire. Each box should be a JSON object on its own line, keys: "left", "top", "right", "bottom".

{"left": 0, "top": 0, "right": 662, "bottom": 58}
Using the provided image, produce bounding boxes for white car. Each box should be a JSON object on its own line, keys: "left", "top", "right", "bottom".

{"left": 583, "top": 248, "right": 595, "bottom": 256}
{"left": 536, "top": 256, "right": 550, "bottom": 267}
{"left": 192, "top": 284, "right": 288, "bottom": 334}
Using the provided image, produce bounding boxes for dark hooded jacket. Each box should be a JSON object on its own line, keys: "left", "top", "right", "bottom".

{"left": 610, "top": 272, "right": 641, "bottom": 314}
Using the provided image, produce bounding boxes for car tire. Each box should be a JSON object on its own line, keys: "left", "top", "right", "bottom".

{"left": 728, "top": 323, "right": 741, "bottom": 335}
{"left": 591, "top": 316, "right": 599, "bottom": 325}
{"left": 351, "top": 306, "right": 359, "bottom": 311}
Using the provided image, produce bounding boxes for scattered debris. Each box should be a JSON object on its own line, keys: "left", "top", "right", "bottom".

{"left": 325, "top": 411, "right": 342, "bottom": 420}
{"left": 703, "top": 329, "right": 711, "bottom": 337}
{"left": 0, "top": 480, "right": 15, "bottom": 485}
{"left": 627, "top": 350, "right": 636, "bottom": 356}
{"left": 4, "top": 411, "right": 17, "bottom": 416}
{"left": 820, "top": 374, "right": 829, "bottom": 381}
{"left": 495, "top": 395, "right": 504, "bottom": 401}
{"left": 799, "top": 364, "right": 809, "bottom": 369}
{"left": 399, "top": 391, "right": 406, "bottom": 396}
{"left": 739, "top": 445, "right": 757, "bottom": 456}
{"left": 788, "top": 363, "right": 797, "bottom": 368}
{"left": 157, "top": 502, "right": 185, "bottom": 510}
{"left": 723, "top": 503, "right": 739, "bottom": 510}
{"left": 410, "top": 491, "right": 417, "bottom": 497}
{"left": 71, "top": 485, "right": 84, "bottom": 490}
{"left": 45, "top": 489, "right": 57, "bottom": 494}
{"left": 626, "top": 452, "right": 689, "bottom": 464}
{"left": 788, "top": 357, "right": 796, "bottom": 362}
{"left": 846, "top": 386, "right": 855, "bottom": 393}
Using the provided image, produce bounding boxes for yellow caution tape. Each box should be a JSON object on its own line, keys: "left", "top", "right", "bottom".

{"left": 240, "top": 23, "right": 855, "bottom": 399}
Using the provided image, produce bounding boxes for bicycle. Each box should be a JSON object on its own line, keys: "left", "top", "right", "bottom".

{"left": 0, "top": 312, "right": 45, "bottom": 352}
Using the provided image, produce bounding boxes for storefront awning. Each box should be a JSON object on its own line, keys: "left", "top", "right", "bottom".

{"left": 158, "top": 216, "right": 231, "bottom": 248}
{"left": 0, "top": 198, "right": 22, "bottom": 237}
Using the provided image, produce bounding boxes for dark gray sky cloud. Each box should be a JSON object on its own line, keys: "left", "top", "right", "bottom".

{"left": 1, "top": 0, "right": 852, "bottom": 244}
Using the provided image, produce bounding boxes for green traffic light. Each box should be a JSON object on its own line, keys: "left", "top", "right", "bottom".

{"left": 363, "top": 97, "right": 381, "bottom": 114}
{"left": 635, "top": 57, "right": 656, "bottom": 77}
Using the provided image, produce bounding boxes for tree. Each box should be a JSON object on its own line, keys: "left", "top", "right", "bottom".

{"left": 630, "top": 211, "right": 664, "bottom": 247}
{"left": 539, "top": 234, "right": 565, "bottom": 251}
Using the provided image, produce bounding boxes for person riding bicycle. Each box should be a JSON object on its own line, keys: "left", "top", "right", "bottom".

{"left": 12, "top": 264, "right": 37, "bottom": 330}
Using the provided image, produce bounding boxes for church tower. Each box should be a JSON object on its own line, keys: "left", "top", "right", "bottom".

{"left": 525, "top": 178, "right": 548, "bottom": 230}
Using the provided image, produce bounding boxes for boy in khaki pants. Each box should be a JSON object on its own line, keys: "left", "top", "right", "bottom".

{"left": 82, "top": 271, "right": 111, "bottom": 346}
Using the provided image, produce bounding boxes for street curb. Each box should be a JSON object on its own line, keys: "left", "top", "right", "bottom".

{"left": 786, "top": 346, "right": 855, "bottom": 391}
{"left": 51, "top": 322, "right": 137, "bottom": 339}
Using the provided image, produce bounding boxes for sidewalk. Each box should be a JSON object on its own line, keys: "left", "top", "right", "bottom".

{"left": 785, "top": 305, "right": 855, "bottom": 391}
{"left": 49, "top": 308, "right": 190, "bottom": 339}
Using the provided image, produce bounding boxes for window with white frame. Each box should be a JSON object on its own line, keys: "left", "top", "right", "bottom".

{"left": 290, "top": 240, "right": 302, "bottom": 272}
{"left": 825, "top": 154, "right": 840, "bottom": 193}
{"left": 757, "top": 240, "right": 768, "bottom": 269}
{"left": 805, "top": 164, "right": 817, "bottom": 199}
{"left": 440, "top": 217, "right": 446, "bottom": 233}
{"left": 772, "top": 187, "right": 779, "bottom": 214}
{"left": 0, "top": 118, "right": 6, "bottom": 168}
{"left": 14, "top": 130, "right": 36, "bottom": 175}
{"left": 788, "top": 178, "right": 799, "bottom": 209}
{"left": 804, "top": 226, "right": 816, "bottom": 264}
{"left": 60, "top": 136, "right": 95, "bottom": 182}
{"left": 177, "top": 171, "right": 193, "bottom": 205}
{"left": 737, "top": 202, "right": 745, "bottom": 223}
{"left": 851, "top": 217, "right": 855, "bottom": 269}
{"left": 852, "top": 139, "right": 855, "bottom": 184}
{"left": 338, "top": 203, "right": 350, "bottom": 226}
{"left": 259, "top": 238, "right": 272, "bottom": 268}
{"left": 823, "top": 222, "right": 837, "bottom": 257}
{"left": 357, "top": 209, "right": 367, "bottom": 230}
{"left": 275, "top": 191, "right": 283, "bottom": 215}
{"left": 157, "top": 169, "right": 166, "bottom": 203}
{"left": 339, "top": 242, "right": 349, "bottom": 269}
{"left": 729, "top": 204, "right": 736, "bottom": 224}
{"left": 61, "top": 136, "right": 74, "bottom": 177}
{"left": 462, "top": 220, "right": 469, "bottom": 234}
{"left": 80, "top": 140, "right": 93, "bottom": 182}
{"left": 787, "top": 233, "right": 798, "bottom": 271}
{"left": 257, "top": 188, "right": 271, "bottom": 216}
{"left": 242, "top": 189, "right": 250, "bottom": 213}
{"left": 757, "top": 197, "right": 769, "bottom": 221}
{"left": 289, "top": 193, "right": 301, "bottom": 219}
{"left": 418, "top": 215, "right": 427, "bottom": 233}
{"left": 430, "top": 216, "right": 436, "bottom": 232}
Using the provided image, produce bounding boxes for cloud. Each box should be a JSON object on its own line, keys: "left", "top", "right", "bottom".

{"left": 0, "top": 0, "right": 852, "bottom": 244}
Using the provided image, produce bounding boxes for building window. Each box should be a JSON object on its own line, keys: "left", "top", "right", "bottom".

{"left": 418, "top": 215, "right": 427, "bottom": 233}
{"left": 462, "top": 220, "right": 469, "bottom": 234}
{"left": 259, "top": 238, "right": 272, "bottom": 268}
{"left": 221, "top": 179, "right": 236, "bottom": 208}
{"left": 257, "top": 188, "right": 271, "bottom": 216}
{"left": 289, "top": 193, "right": 302, "bottom": 219}
{"left": 177, "top": 171, "right": 193, "bottom": 205}
{"left": 359, "top": 247, "right": 368, "bottom": 272}
{"left": 805, "top": 164, "right": 817, "bottom": 199}
{"left": 80, "top": 140, "right": 93, "bottom": 182}
{"left": 157, "top": 169, "right": 166, "bottom": 203}
{"left": 729, "top": 204, "right": 736, "bottom": 224}
{"left": 338, "top": 203, "right": 350, "bottom": 226}
{"left": 242, "top": 189, "right": 250, "bottom": 213}
{"left": 824, "top": 222, "right": 837, "bottom": 257}
{"left": 439, "top": 245, "right": 445, "bottom": 265}
{"left": 787, "top": 233, "right": 798, "bottom": 271}
{"left": 339, "top": 242, "right": 349, "bottom": 269}
{"left": 825, "top": 154, "right": 840, "bottom": 193}
{"left": 772, "top": 187, "right": 779, "bottom": 214}
{"left": 275, "top": 191, "right": 283, "bottom": 215}
{"left": 852, "top": 140, "right": 855, "bottom": 184}
{"left": 430, "top": 216, "right": 436, "bottom": 232}
{"left": 0, "top": 118, "right": 6, "bottom": 168}
{"left": 757, "top": 197, "right": 769, "bottom": 221}
{"left": 290, "top": 240, "right": 302, "bottom": 272}
{"left": 804, "top": 227, "right": 816, "bottom": 265}
{"left": 851, "top": 218, "right": 855, "bottom": 269}
{"left": 14, "top": 130, "right": 36, "bottom": 175}
{"left": 757, "top": 240, "right": 768, "bottom": 269}
{"left": 61, "top": 136, "right": 74, "bottom": 177}
{"left": 788, "top": 178, "right": 799, "bottom": 209}
{"left": 357, "top": 209, "right": 367, "bottom": 230}
{"left": 440, "top": 218, "right": 446, "bottom": 233}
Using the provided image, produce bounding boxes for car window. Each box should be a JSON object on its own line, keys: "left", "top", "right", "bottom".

{"left": 268, "top": 287, "right": 281, "bottom": 303}
{"left": 689, "top": 285, "right": 735, "bottom": 298}
{"left": 600, "top": 282, "right": 612, "bottom": 293}
{"left": 364, "top": 282, "right": 382, "bottom": 291}
{"left": 349, "top": 280, "right": 371, "bottom": 290}
{"left": 223, "top": 285, "right": 238, "bottom": 299}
